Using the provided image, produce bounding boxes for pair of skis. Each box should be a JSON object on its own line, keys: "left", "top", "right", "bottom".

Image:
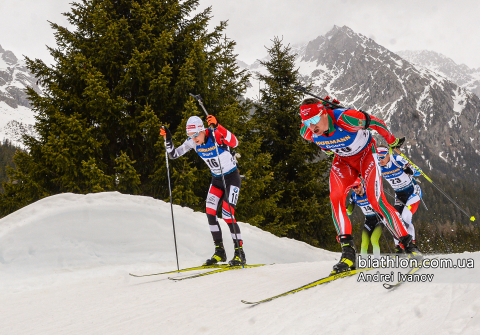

{"left": 130, "top": 257, "right": 434, "bottom": 305}
{"left": 129, "top": 263, "right": 267, "bottom": 281}
{"left": 243, "top": 257, "right": 436, "bottom": 304}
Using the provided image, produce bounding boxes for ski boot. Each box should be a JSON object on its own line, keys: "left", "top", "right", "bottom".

{"left": 204, "top": 242, "right": 227, "bottom": 266}
{"left": 228, "top": 243, "right": 246, "bottom": 266}
{"left": 399, "top": 234, "right": 423, "bottom": 260}
{"left": 331, "top": 235, "right": 356, "bottom": 275}
{"left": 395, "top": 244, "right": 406, "bottom": 256}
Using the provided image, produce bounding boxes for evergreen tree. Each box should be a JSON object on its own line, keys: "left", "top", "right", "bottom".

{"left": 252, "top": 37, "right": 335, "bottom": 248}
{"left": 0, "top": 140, "right": 19, "bottom": 193}
{"left": 0, "top": 0, "right": 280, "bottom": 227}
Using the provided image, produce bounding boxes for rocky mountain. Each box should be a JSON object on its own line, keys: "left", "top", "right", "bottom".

{"left": 0, "top": 44, "right": 40, "bottom": 147}
{"left": 396, "top": 50, "right": 480, "bottom": 99}
{"left": 240, "top": 26, "right": 480, "bottom": 184}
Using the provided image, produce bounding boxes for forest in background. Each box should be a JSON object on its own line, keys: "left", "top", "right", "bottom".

{"left": 0, "top": 0, "right": 478, "bottom": 255}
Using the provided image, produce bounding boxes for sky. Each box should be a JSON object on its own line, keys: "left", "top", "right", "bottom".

{"left": 1, "top": 0, "right": 479, "bottom": 68}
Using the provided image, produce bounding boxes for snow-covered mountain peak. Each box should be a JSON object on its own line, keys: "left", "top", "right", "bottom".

{"left": 0, "top": 44, "right": 39, "bottom": 147}
{"left": 241, "top": 26, "right": 480, "bottom": 183}
{"left": 397, "top": 49, "right": 480, "bottom": 98}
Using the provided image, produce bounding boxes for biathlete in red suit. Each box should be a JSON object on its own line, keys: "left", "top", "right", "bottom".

{"left": 299, "top": 98, "right": 422, "bottom": 274}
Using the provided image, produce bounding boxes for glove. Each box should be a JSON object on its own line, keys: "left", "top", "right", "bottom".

{"left": 206, "top": 115, "right": 218, "bottom": 128}
{"left": 389, "top": 137, "right": 405, "bottom": 149}
{"left": 403, "top": 165, "right": 414, "bottom": 175}
{"left": 323, "top": 150, "right": 335, "bottom": 157}
{"left": 160, "top": 126, "right": 172, "bottom": 141}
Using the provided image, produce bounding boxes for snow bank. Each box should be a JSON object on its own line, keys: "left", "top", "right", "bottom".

{"left": 0, "top": 192, "right": 334, "bottom": 286}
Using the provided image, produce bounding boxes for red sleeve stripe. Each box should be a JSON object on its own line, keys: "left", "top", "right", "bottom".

{"left": 215, "top": 125, "right": 238, "bottom": 148}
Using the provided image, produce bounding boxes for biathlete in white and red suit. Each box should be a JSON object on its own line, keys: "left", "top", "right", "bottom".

{"left": 160, "top": 115, "right": 245, "bottom": 266}
{"left": 299, "top": 98, "right": 422, "bottom": 274}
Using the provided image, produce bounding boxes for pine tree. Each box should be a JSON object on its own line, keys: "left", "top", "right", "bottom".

{"left": 252, "top": 37, "right": 335, "bottom": 248}
{"left": 0, "top": 0, "right": 252, "bottom": 216}
{"left": 0, "top": 0, "right": 281, "bottom": 228}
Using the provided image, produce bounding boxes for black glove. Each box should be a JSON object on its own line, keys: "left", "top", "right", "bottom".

{"left": 389, "top": 137, "right": 405, "bottom": 149}
{"left": 403, "top": 166, "right": 414, "bottom": 175}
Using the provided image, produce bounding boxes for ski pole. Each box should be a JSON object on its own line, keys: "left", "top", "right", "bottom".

{"left": 189, "top": 93, "right": 244, "bottom": 267}
{"left": 163, "top": 128, "right": 180, "bottom": 272}
{"left": 380, "top": 151, "right": 452, "bottom": 253}
{"left": 392, "top": 148, "right": 475, "bottom": 222}
{"left": 293, "top": 85, "right": 347, "bottom": 109}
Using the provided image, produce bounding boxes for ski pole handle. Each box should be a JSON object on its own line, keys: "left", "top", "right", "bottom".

{"left": 189, "top": 93, "right": 203, "bottom": 101}
{"left": 189, "top": 93, "right": 209, "bottom": 116}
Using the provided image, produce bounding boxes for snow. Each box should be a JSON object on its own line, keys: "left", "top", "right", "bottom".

{"left": 452, "top": 87, "right": 468, "bottom": 114}
{"left": 1, "top": 192, "right": 480, "bottom": 334}
{"left": 439, "top": 151, "right": 449, "bottom": 163}
{"left": 0, "top": 101, "right": 36, "bottom": 147}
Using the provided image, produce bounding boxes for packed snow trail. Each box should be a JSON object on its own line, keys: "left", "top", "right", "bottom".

{"left": 1, "top": 192, "right": 480, "bottom": 334}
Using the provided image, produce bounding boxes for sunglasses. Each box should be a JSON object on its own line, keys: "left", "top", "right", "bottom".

{"left": 303, "top": 115, "right": 321, "bottom": 127}
{"left": 378, "top": 153, "right": 388, "bottom": 160}
{"left": 187, "top": 132, "right": 201, "bottom": 139}
{"left": 352, "top": 185, "right": 362, "bottom": 190}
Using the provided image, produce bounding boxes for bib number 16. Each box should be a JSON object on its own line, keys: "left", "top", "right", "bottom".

{"left": 206, "top": 158, "right": 219, "bottom": 168}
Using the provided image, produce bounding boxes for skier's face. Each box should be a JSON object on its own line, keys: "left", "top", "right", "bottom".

{"left": 379, "top": 153, "right": 390, "bottom": 166}
{"left": 308, "top": 113, "right": 329, "bottom": 135}
{"left": 353, "top": 184, "right": 364, "bottom": 196}
{"left": 188, "top": 130, "right": 206, "bottom": 145}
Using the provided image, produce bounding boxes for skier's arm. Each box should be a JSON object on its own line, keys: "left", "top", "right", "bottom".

{"left": 206, "top": 115, "right": 239, "bottom": 148}
{"left": 336, "top": 109, "right": 397, "bottom": 145}
{"left": 394, "top": 156, "right": 421, "bottom": 176}
{"left": 300, "top": 124, "right": 314, "bottom": 141}
{"left": 165, "top": 137, "right": 195, "bottom": 159}
{"left": 213, "top": 124, "right": 239, "bottom": 148}
{"left": 300, "top": 124, "right": 334, "bottom": 156}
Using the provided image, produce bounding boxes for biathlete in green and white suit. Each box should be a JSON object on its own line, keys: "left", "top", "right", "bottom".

{"left": 346, "top": 178, "right": 383, "bottom": 259}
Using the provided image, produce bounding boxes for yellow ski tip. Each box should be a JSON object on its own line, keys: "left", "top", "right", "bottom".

{"left": 471, "top": 216, "right": 476, "bottom": 222}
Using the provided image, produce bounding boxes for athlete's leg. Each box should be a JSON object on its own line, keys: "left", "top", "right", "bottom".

{"left": 360, "top": 147, "right": 409, "bottom": 240}
{"left": 206, "top": 183, "right": 224, "bottom": 243}
{"left": 361, "top": 228, "right": 370, "bottom": 258}
{"left": 370, "top": 225, "right": 382, "bottom": 259}
{"left": 329, "top": 157, "right": 359, "bottom": 236}
{"left": 402, "top": 188, "right": 421, "bottom": 242}
{"left": 221, "top": 171, "right": 243, "bottom": 247}
{"left": 329, "top": 157, "right": 359, "bottom": 274}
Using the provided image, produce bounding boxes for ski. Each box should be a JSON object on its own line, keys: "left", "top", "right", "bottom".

{"left": 383, "top": 257, "right": 437, "bottom": 290}
{"left": 168, "top": 264, "right": 269, "bottom": 281}
{"left": 241, "top": 267, "right": 375, "bottom": 305}
{"left": 129, "top": 264, "right": 230, "bottom": 277}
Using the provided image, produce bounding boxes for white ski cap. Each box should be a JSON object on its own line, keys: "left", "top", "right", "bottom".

{"left": 186, "top": 116, "right": 205, "bottom": 134}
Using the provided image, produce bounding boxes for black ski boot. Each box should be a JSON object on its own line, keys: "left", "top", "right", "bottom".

{"left": 204, "top": 242, "right": 227, "bottom": 266}
{"left": 399, "top": 234, "right": 423, "bottom": 260}
{"left": 228, "top": 243, "right": 246, "bottom": 266}
{"left": 395, "top": 245, "right": 406, "bottom": 256}
{"left": 331, "top": 235, "right": 356, "bottom": 275}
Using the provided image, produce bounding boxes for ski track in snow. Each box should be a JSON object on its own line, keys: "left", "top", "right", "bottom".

{"left": 1, "top": 192, "right": 480, "bottom": 335}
